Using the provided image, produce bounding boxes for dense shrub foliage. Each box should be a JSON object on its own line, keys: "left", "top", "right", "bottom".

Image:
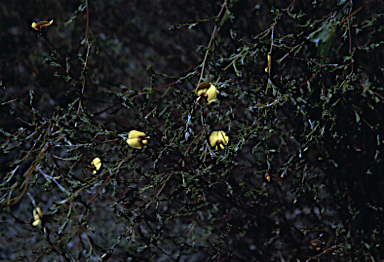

{"left": 1, "top": 0, "right": 384, "bottom": 261}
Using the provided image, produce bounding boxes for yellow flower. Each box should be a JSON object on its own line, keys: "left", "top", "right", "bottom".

{"left": 31, "top": 19, "right": 54, "bottom": 31}
{"left": 32, "top": 207, "right": 43, "bottom": 227}
{"left": 127, "top": 130, "right": 150, "bottom": 149}
{"left": 91, "top": 157, "right": 102, "bottom": 175}
{"left": 209, "top": 130, "right": 229, "bottom": 150}
{"left": 265, "top": 172, "right": 286, "bottom": 182}
{"left": 264, "top": 53, "right": 271, "bottom": 73}
{"left": 195, "top": 82, "right": 217, "bottom": 103}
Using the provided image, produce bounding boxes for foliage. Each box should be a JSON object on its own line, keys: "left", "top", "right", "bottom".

{"left": 1, "top": 0, "right": 384, "bottom": 261}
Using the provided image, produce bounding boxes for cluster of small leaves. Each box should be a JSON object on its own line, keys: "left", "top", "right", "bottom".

{"left": 1, "top": 0, "right": 384, "bottom": 261}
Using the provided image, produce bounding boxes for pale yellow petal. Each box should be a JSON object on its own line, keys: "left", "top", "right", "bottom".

{"left": 32, "top": 207, "right": 42, "bottom": 226}
{"left": 127, "top": 138, "right": 143, "bottom": 149}
{"left": 218, "top": 130, "right": 229, "bottom": 145}
{"left": 265, "top": 53, "right": 271, "bottom": 73}
{"left": 91, "top": 157, "right": 101, "bottom": 167}
{"left": 91, "top": 157, "right": 102, "bottom": 172}
{"left": 35, "top": 207, "right": 42, "bottom": 218}
{"left": 128, "top": 130, "right": 146, "bottom": 139}
{"left": 196, "top": 89, "right": 207, "bottom": 96}
{"left": 195, "top": 82, "right": 210, "bottom": 96}
{"left": 32, "top": 219, "right": 40, "bottom": 227}
{"left": 209, "top": 131, "right": 219, "bottom": 148}
{"left": 127, "top": 131, "right": 150, "bottom": 149}
{"left": 206, "top": 84, "right": 217, "bottom": 103}
{"left": 209, "top": 131, "right": 229, "bottom": 150}
{"left": 141, "top": 138, "right": 150, "bottom": 145}
{"left": 31, "top": 19, "right": 54, "bottom": 31}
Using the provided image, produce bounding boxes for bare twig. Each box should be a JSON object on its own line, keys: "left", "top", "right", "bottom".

{"left": 306, "top": 245, "right": 337, "bottom": 262}
{"left": 143, "top": 127, "right": 207, "bottom": 211}
{"left": 198, "top": 0, "right": 228, "bottom": 84}
{"left": 346, "top": 0, "right": 354, "bottom": 76}
{"left": 85, "top": 0, "right": 90, "bottom": 52}
{"left": 4, "top": 142, "right": 50, "bottom": 206}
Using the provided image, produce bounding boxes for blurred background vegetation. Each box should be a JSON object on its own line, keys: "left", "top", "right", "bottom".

{"left": 1, "top": 0, "right": 384, "bottom": 261}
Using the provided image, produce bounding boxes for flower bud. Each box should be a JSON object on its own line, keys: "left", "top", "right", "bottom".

{"left": 31, "top": 19, "right": 54, "bottom": 31}
{"left": 195, "top": 82, "right": 217, "bottom": 103}
{"left": 265, "top": 173, "right": 271, "bottom": 182}
{"left": 127, "top": 130, "right": 150, "bottom": 149}
{"left": 209, "top": 130, "right": 229, "bottom": 150}
{"left": 91, "top": 157, "right": 102, "bottom": 175}
{"left": 32, "top": 207, "right": 43, "bottom": 227}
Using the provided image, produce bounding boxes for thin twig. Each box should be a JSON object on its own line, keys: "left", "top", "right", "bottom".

{"left": 305, "top": 245, "right": 337, "bottom": 262}
{"left": 4, "top": 142, "right": 50, "bottom": 206}
{"left": 198, "top": 0, "right": 228, "bottom": 84}
{"left": 346, "top": 0, "right": 354, "bottom": 76}
{"left": 77, "top": 0, "right": 90, "bottom": 114}
{"left": 339, "top": 0, "right": 377, "bottom": 25}
{"left": 143, "top": 127, "right": 207, "bottom": 211}
{"left": 85, "top": 0, "right": 89, "bottom": 52}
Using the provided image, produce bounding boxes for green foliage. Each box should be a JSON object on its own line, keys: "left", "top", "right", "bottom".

{"left": 1, "top": 0, "right": 384, "bottom": 261}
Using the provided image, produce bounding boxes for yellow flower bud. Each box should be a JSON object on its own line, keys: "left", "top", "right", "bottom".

{"left": 127, "top": 130, "right": 150, "bottom": 149}
{"left": 31, "top": 19, "right": 54, "bottom": 31}
{"left": 32, "top": 219, "right": 40, "bottom": 227}
{"left": 91, "top": 157, "right": 102, "bottom": 175}
{"left": 205, "top": 84, "right": 217, "bottom": 103}
{"left": 195, "top": 82, "right": 210, "bottom": 96}
{"left": 265, "top": 173, "right": 286, "bottom": 182}
{"left": 209, "top": 130, "right": 229, "bottom": 150}
{"left": 128, "top": 130, "right": 146, "bottom": 139}
{"left": 195, "top": 82, "right": 217, "bottom": 103}
{"left": 32, "top": 207, "right": 43, "bottom": 227}
{"left": 265, "top": 53, "right": 271, "bottom": 73}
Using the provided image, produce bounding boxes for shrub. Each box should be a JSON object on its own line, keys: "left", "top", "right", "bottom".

{"left": 1, "top": 0, "right": 384, "bottom": 261}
